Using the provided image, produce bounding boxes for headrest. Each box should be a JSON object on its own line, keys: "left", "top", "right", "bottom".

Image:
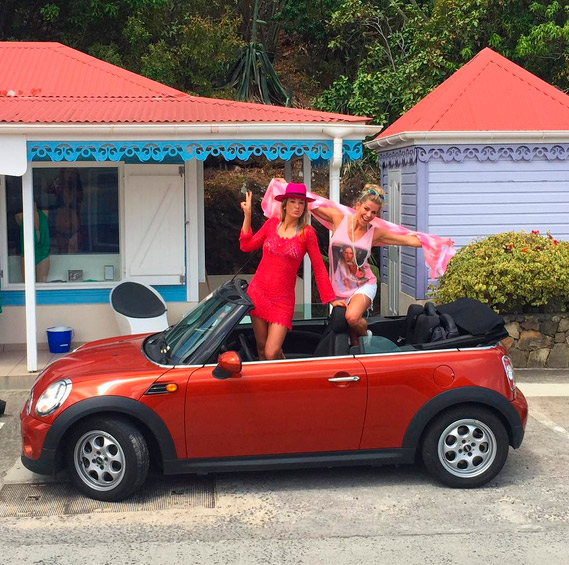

{"left": 406, "top": 304, "right": 424, "bottom": 336}
{"left": 329, "top": 306, "right": 349, "bottom": 333}
{"left": 424, "top": 301, "right": 437, "bottom": 316}
{"left": 439, "top": 313, "right": 460, "bottom": 338}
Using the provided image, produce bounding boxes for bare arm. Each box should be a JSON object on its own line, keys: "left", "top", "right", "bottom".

{"left": 372, "top": 227, "right": 421, "bottom": 247}
{"left": 311, "top": 206, "right": 344, "bottom": 232}
{"left": 240, "top": 190, "right": 252, "bottom": 234}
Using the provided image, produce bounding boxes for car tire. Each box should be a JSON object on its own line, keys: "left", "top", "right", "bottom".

{"left": 421, "top": 406, "right": 509, "bottom": 488}
{"left": 66, "top": 416, "right": 150, "bottom": 502}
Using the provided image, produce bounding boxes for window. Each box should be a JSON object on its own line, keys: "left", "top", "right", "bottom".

{"left": 5, "top": 167, "right": 120, "bottom": 284}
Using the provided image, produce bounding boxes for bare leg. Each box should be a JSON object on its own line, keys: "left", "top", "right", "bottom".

{"left": 345, "top": 294, "right": 371, "bottom": 346}
{"left": 36, "top": 257, "right": 50, "bottom": 282}
{"left": 264, "top": 323, "right": 288, "bottom": 360}
{"left": 251, "top": 316, "right": 269, "bottom": 360}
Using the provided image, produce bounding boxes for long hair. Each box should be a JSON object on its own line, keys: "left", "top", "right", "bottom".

{"left": 279, "top": 197, "right": 309, "bottom": 232}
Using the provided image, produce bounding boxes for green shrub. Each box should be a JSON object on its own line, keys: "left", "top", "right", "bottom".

{"left": 429, "top": 231, "right": 569, "bottom": 313}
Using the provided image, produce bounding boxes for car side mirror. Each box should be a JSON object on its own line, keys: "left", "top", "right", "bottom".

{"left": 213, "top": 351, "right": 242, "bottom": 380}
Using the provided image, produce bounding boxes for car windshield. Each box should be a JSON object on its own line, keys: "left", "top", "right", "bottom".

{"left": 160, "top": 294, "right": 237, "bottom": 364}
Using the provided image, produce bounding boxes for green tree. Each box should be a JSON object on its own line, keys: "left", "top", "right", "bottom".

{"left": 1, "top": 1, "right": 244, "bottom": 97}
{"left": 315, "top": 0, "right": 569, "bottom": 124}
{"left": 515, "top": 1, "right": 569, "bottom": 91}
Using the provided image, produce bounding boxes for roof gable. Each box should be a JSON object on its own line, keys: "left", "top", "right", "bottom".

{"left": 378, "top": 47, "right": 569, "bottom": 138}
{"left": 0, "top": 42, "right": 185, "bottom": 98}
{"left": 0, "top": 41, "right": 371, "bottom": 125}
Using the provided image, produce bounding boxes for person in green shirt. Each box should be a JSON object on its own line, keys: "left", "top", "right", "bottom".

{"left": 16, "top": 202, "right": 51, "bottom": 282}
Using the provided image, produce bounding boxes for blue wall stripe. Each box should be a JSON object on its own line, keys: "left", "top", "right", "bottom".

{"left": 1, "top": 285, "right": 187, "bottom": 306}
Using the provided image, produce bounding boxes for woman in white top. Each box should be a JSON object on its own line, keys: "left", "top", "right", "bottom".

{"left": 313, "top": 184, "right": 422, "bottom": 345}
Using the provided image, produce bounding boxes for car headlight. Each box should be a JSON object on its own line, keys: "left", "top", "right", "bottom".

{"left": 35, "top": 379, "right": 72, "bottom": 417}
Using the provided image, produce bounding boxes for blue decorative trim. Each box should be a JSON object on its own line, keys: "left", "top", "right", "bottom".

{"left": 342, "top": 140, "right": 363, "bottom": 161}
{"left": 1, "top": 285, "right": 187, "bottom": 306}
{"left": 28, "top": 140, "right": 363, "bottom": 163}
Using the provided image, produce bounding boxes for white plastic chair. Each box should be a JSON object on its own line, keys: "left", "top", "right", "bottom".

{"left": 109, "top": 280, "right": 169, "bottom": 335}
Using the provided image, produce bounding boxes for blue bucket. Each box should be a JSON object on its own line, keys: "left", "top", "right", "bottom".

{"left": 46, "top": 326, "right": 73, "bottom": 354}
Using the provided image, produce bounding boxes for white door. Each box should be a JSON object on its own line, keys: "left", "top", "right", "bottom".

{"left": 387, "top": 170, "right": 401, "bottom": 316}
{"left": 124, "top": 167, "right": 185, "bottom": 285}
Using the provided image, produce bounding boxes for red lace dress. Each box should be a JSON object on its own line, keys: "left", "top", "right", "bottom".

{"left": 240, "top": 217, "right": 335, "bottom": 329}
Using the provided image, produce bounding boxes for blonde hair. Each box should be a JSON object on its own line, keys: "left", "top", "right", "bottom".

{"left": 279, "top": 197, "right": 309, "bottom": 232}
{"left": 357, "top": 183, "right": 386, "bottom": 207}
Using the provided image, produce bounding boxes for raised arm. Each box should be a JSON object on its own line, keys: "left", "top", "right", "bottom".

{"left": 239, "top": 192, "right": 274, "bottom": 252}
{"left": 304, "top": 227, "right": 335, "bottom": 304}
{"left": 311, "top": 205, "right": 345, "bottom": 233}
{"left": 240, "top": 190, "right": 252, "bottom": 234}
{"left": 372, "top": 227, "right": 421, "bottom": 248}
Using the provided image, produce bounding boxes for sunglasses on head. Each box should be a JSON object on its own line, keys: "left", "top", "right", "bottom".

{"left": 365, "top": 188, "right": 385, "bottom": 200}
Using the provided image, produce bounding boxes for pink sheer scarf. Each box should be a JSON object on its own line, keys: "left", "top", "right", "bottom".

{"left": 261, "top": 178, "right": 455, "bottom": 278}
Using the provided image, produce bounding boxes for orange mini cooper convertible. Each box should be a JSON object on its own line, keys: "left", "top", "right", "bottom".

{"left": 21, "top": 279, "right": 528, "bottom": 501}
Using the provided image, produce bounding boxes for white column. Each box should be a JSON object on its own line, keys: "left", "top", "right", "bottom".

{"left": 302, "top": 155, "right": 313, "bottom": 318}
{"left": 197, "top": 160, "right": 205, "bottom": 286}
{"left": 185, "top": 160, "right": 201, "bottom": 302}
{"left": 22, "top": 167, "right": 37, "bottom": 372}
{"left": 329, "top": 137, "right": 342, "bottom": 203}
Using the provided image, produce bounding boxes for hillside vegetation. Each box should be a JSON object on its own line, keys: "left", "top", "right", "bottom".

{"left": 3, "top": 0, "right": 569, "bottom": 127}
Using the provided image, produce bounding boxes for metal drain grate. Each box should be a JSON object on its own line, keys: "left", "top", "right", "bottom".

{"left": 0, "top": 476, "right": 216, "bottom": 517}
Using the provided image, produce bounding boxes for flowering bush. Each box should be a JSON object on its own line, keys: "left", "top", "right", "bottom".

{"left": 430, "top": 231, "right": 569, "bottom": 313}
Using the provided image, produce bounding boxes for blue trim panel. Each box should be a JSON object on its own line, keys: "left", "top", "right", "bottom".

{"left": 1, "top": 285, "right": 186, "bottom": 306}
{"left": 28, "top": 140, "right": 362, "bottom": 163}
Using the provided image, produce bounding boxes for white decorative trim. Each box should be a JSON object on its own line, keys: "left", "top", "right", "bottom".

{"left": 378, "top": 144, "right": 569, "bottom": 167}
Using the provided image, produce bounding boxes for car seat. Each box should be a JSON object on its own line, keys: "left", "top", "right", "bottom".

{"left": 314, "top": 306, "right": 351, "bottom": 357}
{"left": 431, "top": 313, "right": 460, "bottom": 342}
{"left": 410, "top": 302, "right": 442, "bottom": 345}
{"left": 109, "top": 280, "right": 169, "bottom": 335}
{"left": 401, "top": 304, "right": 424, "bottom": 344}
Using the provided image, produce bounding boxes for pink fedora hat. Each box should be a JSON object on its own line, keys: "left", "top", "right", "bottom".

{"left": 274, "top": 182, "right": 315, "bottom": 202}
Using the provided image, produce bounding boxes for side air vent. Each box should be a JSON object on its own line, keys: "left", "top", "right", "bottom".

{"left": 145, "top": 383, "right": 178, "bottom": 395}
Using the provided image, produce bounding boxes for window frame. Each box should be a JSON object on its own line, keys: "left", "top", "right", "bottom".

{"left": 0, "top": 161, "right": 125, "bottom": 291}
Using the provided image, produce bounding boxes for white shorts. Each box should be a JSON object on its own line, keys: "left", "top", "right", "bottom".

{"left": 345, "top": 283, "right": 377, "bottom": 305}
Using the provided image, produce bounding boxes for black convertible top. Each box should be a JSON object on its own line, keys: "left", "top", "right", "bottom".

{"left": 437, "top": 298, "right": 504, "bottom": 336}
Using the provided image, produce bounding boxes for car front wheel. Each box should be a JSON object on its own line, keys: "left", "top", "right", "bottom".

{"left": 421, "top": 406, "right": 509, "bottom": 488}
{"left": 66, "top": 416, "right": 149, "bottom": 501}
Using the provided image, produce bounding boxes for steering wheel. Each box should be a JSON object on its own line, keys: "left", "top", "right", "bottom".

{"left": 238, "top": 334, "right": 255, "bottom": 362}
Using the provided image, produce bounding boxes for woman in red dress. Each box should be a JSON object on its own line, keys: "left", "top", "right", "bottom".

{"left": 240, "top": 183, "right": 337, "bottom": 360}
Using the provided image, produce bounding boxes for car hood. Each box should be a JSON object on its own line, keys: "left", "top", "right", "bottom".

{"left": 38, "top": 334, "right": 169, "bottom": 385}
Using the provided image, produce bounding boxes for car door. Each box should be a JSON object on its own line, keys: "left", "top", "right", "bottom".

{"left": 185, "top": 356, "right": 367, "bottom": 459}
{"left": 357, "top": 350, "right": 444, "bottom": 449}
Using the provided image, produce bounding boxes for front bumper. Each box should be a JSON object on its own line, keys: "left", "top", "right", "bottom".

{"left": 20, "top": 410, "right": 57, "bottom": 476}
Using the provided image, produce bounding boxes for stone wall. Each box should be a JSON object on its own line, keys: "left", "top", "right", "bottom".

{"left": 502, "top": 314, "right": 569, "bottom": 368}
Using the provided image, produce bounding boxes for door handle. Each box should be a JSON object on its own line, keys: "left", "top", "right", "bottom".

{"left": 328, "top": 376, "right": 360, "bottom": 383}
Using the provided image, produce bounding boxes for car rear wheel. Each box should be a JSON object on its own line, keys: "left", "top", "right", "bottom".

{"left": 421, "top": 406, "right": 509, "bottom": 488}
{"left": 66, "top": 416, "right": 149, "bottom": 501}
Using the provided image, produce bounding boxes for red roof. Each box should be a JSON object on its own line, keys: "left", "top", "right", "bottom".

{"left": 378, "top": 47, "right": 569, "bottom": 138}
{"left": 0, "top": 42, "right": 369, "bottom": 124}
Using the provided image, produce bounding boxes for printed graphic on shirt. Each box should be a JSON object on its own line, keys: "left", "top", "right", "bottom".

{"left": 330, "top": 243, "right": 371, "bottom": 296}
